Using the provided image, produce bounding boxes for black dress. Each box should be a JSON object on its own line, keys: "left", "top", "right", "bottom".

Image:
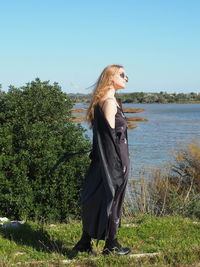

{"left": 81, "top": 101, "right": 130, "bottom": 241}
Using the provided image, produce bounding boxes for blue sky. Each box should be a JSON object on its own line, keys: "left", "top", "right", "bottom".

{"left": 1, "top": 0, "right": 200, "bottom": 93}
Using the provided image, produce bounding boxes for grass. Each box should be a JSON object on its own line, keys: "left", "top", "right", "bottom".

{"left": 0, "top": 215, "right": 199, "bottom": 266}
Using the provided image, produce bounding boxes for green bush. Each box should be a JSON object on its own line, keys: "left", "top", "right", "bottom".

{"left": 0, "top": 78, "right": 91, "bottom": 222}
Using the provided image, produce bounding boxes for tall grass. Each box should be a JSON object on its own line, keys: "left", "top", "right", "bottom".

{"left": 124, "top": 139, "right": 200, "bottom": 219}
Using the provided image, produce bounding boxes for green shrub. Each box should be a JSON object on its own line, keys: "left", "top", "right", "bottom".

{"left": 0, "top": 79, "right": 91, "bottom": 222}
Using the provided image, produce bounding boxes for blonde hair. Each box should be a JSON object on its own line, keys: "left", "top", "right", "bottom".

{"left": 86, "top": 64, "right": 123, "bottom": 127}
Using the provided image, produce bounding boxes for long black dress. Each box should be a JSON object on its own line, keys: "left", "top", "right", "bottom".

{"left": 81, "top": 101, "right": 130, "bottom": 241}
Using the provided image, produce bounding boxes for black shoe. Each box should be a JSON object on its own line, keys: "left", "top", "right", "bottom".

{"left": 72, "top": 240, "right": 96, "bottom": 255}
{"left": 72, "top": 231, "right": 96, "bottom": 255}
{"left": 72, "top": 239, "right": 91, "bottom": 252}
{"left": 103, "top": 238, "right": 131, "bottom": 255}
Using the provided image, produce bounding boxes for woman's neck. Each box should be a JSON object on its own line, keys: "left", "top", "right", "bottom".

{"left": 105, "top": 87, "right": 116, "bottom": 98}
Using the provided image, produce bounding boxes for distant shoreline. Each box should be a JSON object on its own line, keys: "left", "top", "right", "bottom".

{"left": 70, "top": 92, "right": 200, "bottom": 105}
{"left": 74, "top": 101, "right": 200, "bottom": 105}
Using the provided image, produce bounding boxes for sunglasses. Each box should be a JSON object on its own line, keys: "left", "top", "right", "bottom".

{"left": 120, "top": 72, "right": 128, "bottom": 82}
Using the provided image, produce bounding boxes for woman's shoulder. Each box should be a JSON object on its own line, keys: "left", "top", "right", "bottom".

{"left": 99, "top": 97, "right": 120, "bottom": 110}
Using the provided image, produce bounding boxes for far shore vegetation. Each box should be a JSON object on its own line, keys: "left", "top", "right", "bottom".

{"left": 69, "top": 91, "right": 200, "bottom": 104}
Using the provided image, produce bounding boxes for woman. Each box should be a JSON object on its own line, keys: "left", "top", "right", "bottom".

{"left": 73, "top": 65, "right": 131, "bottom": 255}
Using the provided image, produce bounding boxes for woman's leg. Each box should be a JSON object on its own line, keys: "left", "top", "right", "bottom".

{"left": 103, "top": 177, "right": 131, "bottom": 255}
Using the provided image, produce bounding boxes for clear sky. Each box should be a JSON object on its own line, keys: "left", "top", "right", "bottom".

{"left": 1, "top": 0, "right": 200, "bottom": 93}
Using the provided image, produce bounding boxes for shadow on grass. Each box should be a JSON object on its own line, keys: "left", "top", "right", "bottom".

{"left": 0, "top": 223, "right": 78, "bottom": 259}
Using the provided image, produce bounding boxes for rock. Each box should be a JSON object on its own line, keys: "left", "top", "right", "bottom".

{"left": 0, "top": 217, "right": 9, "bottom": 222}
{"left": 129, "top": 252, "right": 160, "bottom": 258}
{"left": 49, "top": 224, "right": 56, "bottom": 227}
{"left": 123, "top": 223, "right": 138, "bottom": 227}
{"left": 14, "top": 251, "right": 26, "bottom": 256}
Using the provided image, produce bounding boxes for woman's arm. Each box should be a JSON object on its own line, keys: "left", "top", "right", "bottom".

{"left": 102, "top": 99, "right": 117, "bottom": 129}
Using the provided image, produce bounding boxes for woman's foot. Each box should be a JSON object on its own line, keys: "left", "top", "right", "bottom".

{"left": 102, "top": 238, "right": 131, "bottom": 255}
{"left": 72, "top": 239, "right": 93, "bottom": 253}
{"left": 72, "top": 231, "right": 96, "bottom": 255}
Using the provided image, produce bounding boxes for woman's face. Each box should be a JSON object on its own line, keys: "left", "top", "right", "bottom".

{"left": 112, "top": 68, "right": 128, "bottom": 90}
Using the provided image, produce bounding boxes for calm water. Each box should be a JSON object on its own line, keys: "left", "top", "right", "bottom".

{"left": 75, "top": 103, "right": 200, "bottom": 178}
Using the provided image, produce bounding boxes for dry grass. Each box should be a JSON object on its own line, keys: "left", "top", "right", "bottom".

{"left": 70, "top": 116, "right": 86, "bottom": 123}
{"left": 122, "top": 107, "right": 145, "bottom": 113}
{"left": 126, "top": 117, "right": 148, "bottom": 122}
{"left": 124, "top": 139, "right": 200, "bottom": 219}
{"left": 71, "top": 108, "right": 86, "bottom": 113}
{"left": 127, "top": 122, "right": 137, "bottom": 130}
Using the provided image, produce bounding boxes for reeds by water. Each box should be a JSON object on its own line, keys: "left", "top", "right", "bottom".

{"left": 123, "top": 139, "right": 200, "bottom": 220}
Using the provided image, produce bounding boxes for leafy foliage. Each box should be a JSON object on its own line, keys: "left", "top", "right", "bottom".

{"left": 0, "top": 79, "right": 91, "bottom": 222}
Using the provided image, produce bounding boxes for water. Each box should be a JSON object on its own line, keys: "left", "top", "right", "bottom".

{"left": 75, "top": 103, "right": 200, "bottom": 178}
